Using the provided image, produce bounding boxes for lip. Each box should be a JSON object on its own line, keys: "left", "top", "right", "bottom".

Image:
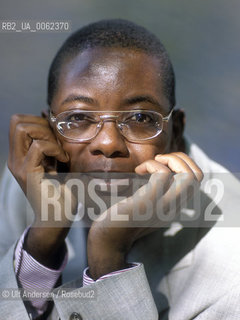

{"left": 83, "top": 171, "right": 135, "bottom": 180}
{"left": 82, "top": 172, "right": 134, "bottom": 190}
{"left": 90, "top": 179, "right": 131, "bottom": 194}
{"left": 80, "top": 171, "right": 149, "bottom": 197}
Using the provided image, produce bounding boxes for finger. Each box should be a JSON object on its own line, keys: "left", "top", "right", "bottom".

{"left": 23, "top": 140, "right": 69, "bottom": 172}
{"left": 155, "top": 154, "right": 203, "bottom": 216}
{"left": 135, "top": 160, "right": 171, "bottom": 175}
{"left": 9, "top": 114, "right": 49, "bottom": 146}
{"left": 9, "top": 114, "right": 50, "bottom": 163}
{"left": 9, "top": 123, "right": 62, "bottom": 170}
{"left": 154, "top": 153, "right": 197, "bottom": 181}
{"left": 166, "top": 152, "right": 204, "bottom": 182}
{"left": 134, "top": 160, "right": 174, "bottom": 205}
{"left": 14, "top": 123, "right": 58, "bottom": 155}
{"left": 135, "top": 160, "right": 174, "bottom": 204}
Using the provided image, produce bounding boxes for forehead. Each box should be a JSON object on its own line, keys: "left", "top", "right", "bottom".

{"left": 52, "top": 47, "right": 170, "bottom": 113}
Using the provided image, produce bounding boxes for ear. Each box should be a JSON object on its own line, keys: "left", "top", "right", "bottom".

{"left": 170, "top": 109, "right": 186, "bottom": 152}
{"left": 41, "top": 109, "right": 49, "bottom": 119}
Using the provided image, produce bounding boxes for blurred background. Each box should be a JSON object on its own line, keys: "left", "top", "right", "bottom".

{"left": 0, "top": 0, "right": 239, "bottom": 175}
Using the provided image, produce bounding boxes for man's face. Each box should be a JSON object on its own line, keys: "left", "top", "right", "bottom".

{"left": 51, "top": 47, "right": 179, "bottom": 173}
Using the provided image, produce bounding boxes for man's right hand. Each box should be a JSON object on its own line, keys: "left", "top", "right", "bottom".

{"left": 8, "top": 114, "right": 70, "bottom": 268}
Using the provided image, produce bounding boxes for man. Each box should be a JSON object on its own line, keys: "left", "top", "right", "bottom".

{"left": 0, "top": 19, "right": 240, "bottom": 320}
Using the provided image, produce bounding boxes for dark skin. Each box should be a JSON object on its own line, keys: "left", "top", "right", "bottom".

{"left": 8, "top": 47, "right": 203, "bottom": 280}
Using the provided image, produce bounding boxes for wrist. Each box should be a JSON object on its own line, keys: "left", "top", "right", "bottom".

{"left": 88, "top": 250, "right": 127, "bottom": 280}
{"left": 87, "top": 229, "right": 127, "bottom": 280}
{"left": 24, "top": 226, "right": 68, "bottom": 268}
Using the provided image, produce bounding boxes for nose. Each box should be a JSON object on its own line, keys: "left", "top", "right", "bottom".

{"left": 89, "top": 121, "right": 129, "bottom": 158}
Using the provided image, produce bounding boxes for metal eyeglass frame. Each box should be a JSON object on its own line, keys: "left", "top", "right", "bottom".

{"left": 49, "top": 108, "right": 174, "bottom": 143}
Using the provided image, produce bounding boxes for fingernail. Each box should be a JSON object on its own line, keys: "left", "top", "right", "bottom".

{"left": 146, "top": 162, "right": 158, "bottom": 173}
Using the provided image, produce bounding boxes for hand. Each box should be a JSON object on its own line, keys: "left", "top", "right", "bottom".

{"left": 87, "top": 152, "right": 203, "bottom": 279}
{"left": 8, "top": 114, "right": 71, "bottom": 268}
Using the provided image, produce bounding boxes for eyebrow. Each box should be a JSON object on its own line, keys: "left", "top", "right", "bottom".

{"left": 122, "top": 95, "right": 163, "bottom": 108}
{"left": 60, "top": 94, "right": 164, "bottom": 109}
{"left": 61, "top": 95, "right": 98, "bottom": 106}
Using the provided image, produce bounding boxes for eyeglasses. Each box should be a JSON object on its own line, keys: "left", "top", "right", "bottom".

{"left": 49, "top": 109, "right": 174, "bottom": 143}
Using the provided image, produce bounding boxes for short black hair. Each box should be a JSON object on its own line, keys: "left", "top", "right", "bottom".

{"left": 47, "top": 19, "right": 176, "bottom": 107}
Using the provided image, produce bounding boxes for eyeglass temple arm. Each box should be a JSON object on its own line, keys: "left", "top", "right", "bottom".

{"left": 162, "top": 107, "right": 174, "bottom": 122}
{"left": 49, "top": 111, "right": 56, "bottom": 123}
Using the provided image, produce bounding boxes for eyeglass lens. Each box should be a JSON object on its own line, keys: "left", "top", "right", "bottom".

{"left": 56, "top": 110, "right": 163, "bottom": 141}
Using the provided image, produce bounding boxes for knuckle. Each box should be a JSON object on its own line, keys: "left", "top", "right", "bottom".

{"left": 10, "top": 117, "right": 29, "bottom": 139}
{"left": 170, "top": 152, "right": 186, "bottom": 159}
{"left": 159, "top": 153, "right": 174, "bottom": 159}
{"left": 43, "top": 129, "right": 55, "bottom": 140}
{"left": 15, "top": 122, "right": 27, "bottom": 134}
{"left": 32, "top": 139, "right": 43, "bottom": 149}
{"left": 10, "top": 114, "right": 27, "bottom": 127}
{"left": 30, "top": 140, "right": 44, "bottom": 154}
{"left": 176, "top": 151, "right": 184, "bottom": 156}
{"left": 174, "top": 152, "right": 185, "bottom": 158}
{"left": 32, "top": 139, "right": 59, "bottom": 155}
{"left": 147, "top": 159, "right": 157, "bottom": 166}
{"left": 185, "top": 172, "right": 196, "bottom": 183}
{"left": 168, "top": 153, "right": 177, "bottom": 159}
{"left": 10, "top": 114, "right": 22, "bottom": 123}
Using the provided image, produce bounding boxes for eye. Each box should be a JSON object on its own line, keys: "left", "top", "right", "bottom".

{"left": 67, "top": 113, "right": 87, "bottom": 122}
{"left": 130, "top": 112, "right": 154, "bottom": 123}
{"left": 65, "top": 112, "right": 97, "bottom": 123}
